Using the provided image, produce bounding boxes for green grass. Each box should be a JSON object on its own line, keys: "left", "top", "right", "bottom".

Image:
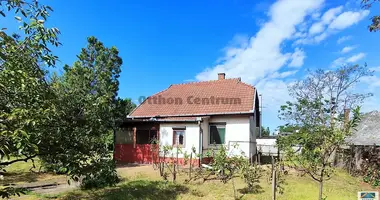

{"left": 54, "top": 166, "right": 374, "bottom": 200}
{"left": 1, "top": 157, "right": 65, "bottom": 187}
{"left": 3, "top": 161, "right": 376, "bottom": 200}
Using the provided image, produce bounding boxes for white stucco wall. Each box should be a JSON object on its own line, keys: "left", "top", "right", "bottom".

{"left": 159, "top": 123, "right": 200, "bottom": 158}
{"left": 202, "top": 116, "right": 251, "bottom": 158}
{"left": 159, "top": 116, "right": 253, "bottom": 158}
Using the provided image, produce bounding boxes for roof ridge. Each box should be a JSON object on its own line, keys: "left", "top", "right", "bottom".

{"left": 171, "top": 78, "right": 241, "bottom": 86}
{"left": 238, "top": 80, "right": 256, "bottom": 90}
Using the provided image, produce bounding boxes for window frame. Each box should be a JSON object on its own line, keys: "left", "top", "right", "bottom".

{"left": 172, "top": 127, "right": 186, "bottom": 148}
{"left": 208, "top": 123, "right": 226, "bottom": 145}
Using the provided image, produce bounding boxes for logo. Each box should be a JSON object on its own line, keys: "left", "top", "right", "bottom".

{"left": 358, "top": 191, "right": 379, "bottom": 200}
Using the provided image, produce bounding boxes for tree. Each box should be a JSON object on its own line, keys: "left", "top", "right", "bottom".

{"left": 277, "top": 65, "right": 372, "bottom": 200}
{"left": 115, "top": 97, "right": 136, "bottom": 126}
{"left": 41, "top": 36, "right": 122, "bottom": 188}
{"left": 1, "top": 0, "right": 60, "bottom": 197}
{"left": 261, "top": 126, "right": 270, "bottom": 137}
{"left": 362, "top": 0, "right": 380, "bottom": 32}
{"left": 1, "top": 1, "right": 123, "bottom": 196}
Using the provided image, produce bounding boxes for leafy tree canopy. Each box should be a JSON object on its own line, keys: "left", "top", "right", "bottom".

{"left": 261, "top": 126, "right": 270, "bottom": 137}
{"left": 1, "top": 0, "right": 126, "bottom": 197}
{"left": 277, "top": 65, "right": 372, "bottom": 200}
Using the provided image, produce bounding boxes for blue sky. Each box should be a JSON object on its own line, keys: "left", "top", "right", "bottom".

{"left": 4, "top": 0, "right": 380, "bottom": 131}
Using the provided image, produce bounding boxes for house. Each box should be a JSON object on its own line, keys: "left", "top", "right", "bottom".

{"left": 114, "top": 73, "right": 260, "bottom": 166}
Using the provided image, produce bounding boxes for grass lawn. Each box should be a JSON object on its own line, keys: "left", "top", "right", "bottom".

{"left": 1, "top": 158, "right": 65, "bottom": 186}
{"left": 54, "top": 165, "right": 377, "bottom": 200}
{"left": 2, "top": 161, "right": 378, "bottom": 200}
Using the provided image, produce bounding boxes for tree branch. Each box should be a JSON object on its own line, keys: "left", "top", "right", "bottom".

{"left": 0, "top": 154, "right": 38, "bottom": 166}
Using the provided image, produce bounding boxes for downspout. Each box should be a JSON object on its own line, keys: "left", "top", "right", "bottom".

{"left": 197, "top": 118, "right": 203, "bottom": 167}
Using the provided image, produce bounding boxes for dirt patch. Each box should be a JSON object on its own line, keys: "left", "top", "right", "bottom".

{"left": 117, "top": 164, "right": 160, "bottom": 180}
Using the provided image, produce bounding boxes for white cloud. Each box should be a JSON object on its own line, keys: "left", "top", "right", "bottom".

{"left": 308, "top": 6, "right": 343, "bottom": 35}
{"left": 296, "top": 8, "right": 369, "bottom": 45}
{"left": 289, "top": 48, "right": 306, "bottom": 67}
{"left": 337, "top": 35, "right": 352, "bottom": 44}
{"left": 255, "top": 79, "right": 293, "bottom": 129}
{"left": 196, "top": 0, "right": 323, "bottom": 83}
{"left": 347, "top": 52, "right": 366, "bottom": 63}
{"left": 311, "top": 12, "right": 321, "bottom": 20}
{"left": 361, "top": 76, "right": 380, "bottom": 88}
{"left": 370, "top": 66, "right": 380, "bottom": 72}
{"left": 331, "top": 52, "right": 366, "bottom": 67}
{"left": 321, "top": 6, "right": 344, "bottom": 23}
{"left": 329, "top": 10, "right": 370, "bottom": 30}
{"left": 340, "top": 45, "right": 356, "bottom": 54}
{"left": 309, "top": 22, "right": 324, "bottom": 35}
{"left": 196, "top": 0, "right": 324, "bottom": 129}
{"left": 270, "top": 70, "right": 298, "bottom": 79}
{"left": 331, "top": 57, "right": 346, "bottom": 67}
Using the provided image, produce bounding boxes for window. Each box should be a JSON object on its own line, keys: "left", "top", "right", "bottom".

{"left": 173, "top": 128, "right": 186, "bottom": 147}
{"left": 209, "top": 124, "right": 226, "bottom": 145}
{"left": 115, "top": 128, "right": 133, "bottom": 144}
{"left": 136, "top": 129, "right": 158, "bottom": 144}
{"left": 136, "top": 130, "right": 149, "bottom": 144}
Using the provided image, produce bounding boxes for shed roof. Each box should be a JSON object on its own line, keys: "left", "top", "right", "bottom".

{"left": 346, "top": 111, "right": 380, "bottom": 146}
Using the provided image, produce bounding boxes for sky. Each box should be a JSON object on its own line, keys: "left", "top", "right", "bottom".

{"left": 3, "top": 0, "right": 380, "bottom": 131}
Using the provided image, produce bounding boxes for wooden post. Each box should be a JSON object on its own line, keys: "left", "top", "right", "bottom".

{"left": 271, "top": 156, "right": 274, "bottom": 180}
{"left": 189, "top": 152, "right": 192, "bottom": 179}
{"left": 159, "top": 156, "right": 163, "bottom": 176}
{"left": 258, "top": 152, "right": 261, "bottom": 165}
{"left": 173, "top": 152, "right": 177, "bottom": 182}
{"left": 272, "top": 168, "right": 277, "bottom": 200}
{"left": 133, "top": 127, "right": 137, "bottom": 148}
{"left": 176, "top": 147, "right": 179, "bottom": 172}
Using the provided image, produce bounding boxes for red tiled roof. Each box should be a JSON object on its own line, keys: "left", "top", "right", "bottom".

{"left": 130, "top": 78, "right": 256, "bottom": 117}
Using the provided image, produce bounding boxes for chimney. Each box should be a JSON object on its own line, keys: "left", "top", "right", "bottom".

{"left": 218, "top": 73, "right": 225, "bottom": 80}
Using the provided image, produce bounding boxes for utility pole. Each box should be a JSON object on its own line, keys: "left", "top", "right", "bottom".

{"left": 259, "top": 94, "right": 263, "bottom": 138}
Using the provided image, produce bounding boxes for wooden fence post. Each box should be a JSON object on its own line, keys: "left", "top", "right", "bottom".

{"left": 189, "top": 152, "right": 192, "bottom": 179}
{"left": 272, "top": 168, "right": 277, "bottom": 200}
{"left": 271, "top": 156, "right": 277, "bottom": 200}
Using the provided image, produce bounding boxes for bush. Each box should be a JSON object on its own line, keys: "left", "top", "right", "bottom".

{"left": 242, "top": 164, "right": 262, "bottom": 193}
{"left": 361, "top": 145, "right": 380, "bottom": 187}
{"left": 40, "top": 158, "right": 68, "bottom": 174}
{"left": 81, "top": 159, "right": 120, "bottom": 189}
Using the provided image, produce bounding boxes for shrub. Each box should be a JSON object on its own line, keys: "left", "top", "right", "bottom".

{"left": 241, "top": 164, "right": 262, "bottom": 193}
{"left": 361, "top": 145, "right": 380, "bottom": 187}
{"left": 80, "top": 159, "right": 119, "bottom": 189}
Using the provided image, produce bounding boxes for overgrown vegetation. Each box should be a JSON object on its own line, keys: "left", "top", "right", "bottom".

{"left": 361, "top": 145, "right": 380, "bottom": 187}
{"left": 278, "top": 65, "right": 372, "bottom": 200}
{"left": 0, "top": 0, "right": 133, "bottom": 197}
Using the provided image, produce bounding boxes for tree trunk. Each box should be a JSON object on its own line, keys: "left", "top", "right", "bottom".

{"left": 319, "top": 165, "right": 325, "bottom": 200}
{"left": 318, "top": 181, "right": 323, "bottom": 200}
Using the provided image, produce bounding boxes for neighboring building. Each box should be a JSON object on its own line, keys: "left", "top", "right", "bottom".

{"left": 345, "top": 111, "right": 380, "bottom": 146}
{"left": 114, "top": 73, "right": 260, "bottom": 165}
{"left": 343, "top": 111, "right": 380, "bottom": 170}
{"left": 256, "top": 136, "right": 278, "bottom": 156}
